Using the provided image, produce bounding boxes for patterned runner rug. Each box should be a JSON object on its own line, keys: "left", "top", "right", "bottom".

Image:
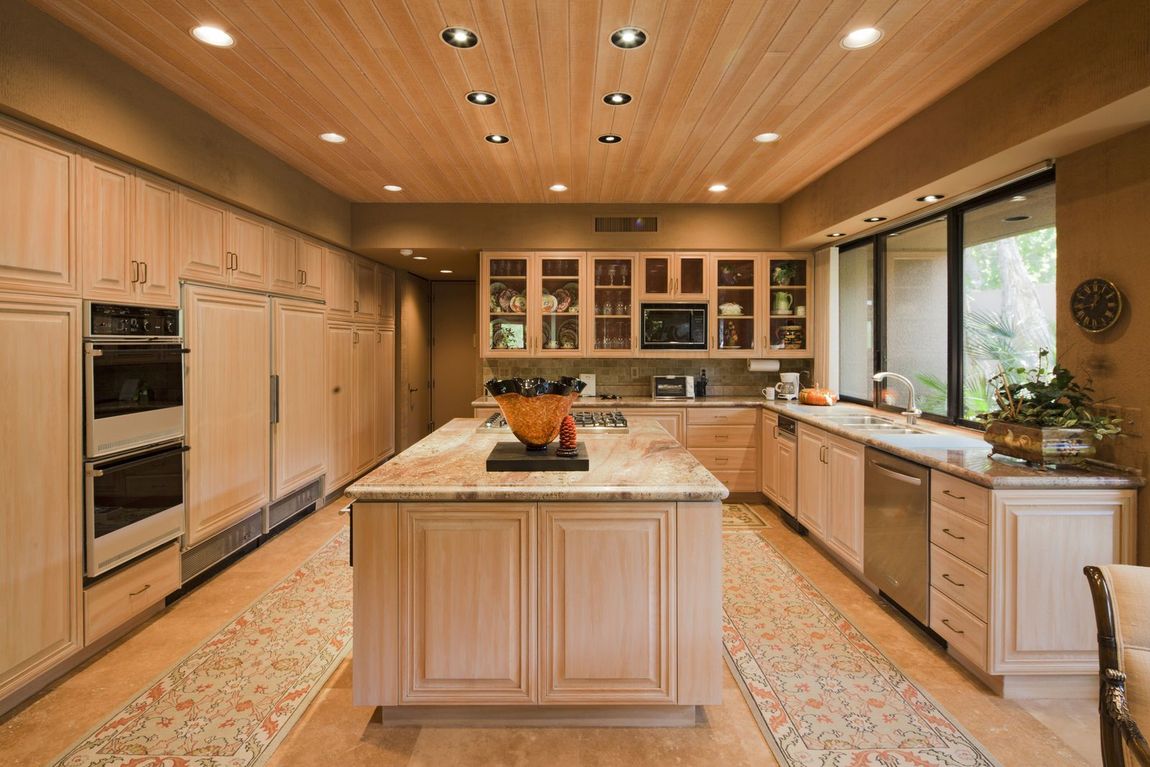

{"left": 722, "top": 530, "right": 1000, "bottom": 767}
{"left": 722, "top": 502, "right": 772, "bottom": 529}
{"left": 52, "top": 528, "right": 352, "bottom": 767}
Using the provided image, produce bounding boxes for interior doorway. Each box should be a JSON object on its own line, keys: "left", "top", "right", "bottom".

{"left": 430, "top": 281, "right": 478, "bottom": 430}
{"left": 399, "top": 273, "right": 431, "bottom": 450}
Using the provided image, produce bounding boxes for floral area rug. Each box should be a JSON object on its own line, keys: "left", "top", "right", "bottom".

{"left": 722, "top": 502, "right": 772, "bottom": 529}
{"left": 722, "top": 530, "right": 1001, "bottom": 767}
{"left": 52, "top": 527, "right": 352, "bottom": 767}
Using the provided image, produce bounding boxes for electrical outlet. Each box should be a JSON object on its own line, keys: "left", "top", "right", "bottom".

{"left": 630, "top": 366, "right": 639, "bottom": 379}
{"left": 1123, "top": 407, "right": 1143, "bottom": 437}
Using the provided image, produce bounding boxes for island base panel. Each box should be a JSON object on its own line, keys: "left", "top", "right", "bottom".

{"left": 370, "top": 704, "right": 699, "bottom": 728}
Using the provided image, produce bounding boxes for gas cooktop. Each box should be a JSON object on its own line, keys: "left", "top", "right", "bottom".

{"left": 479, "top": 410, "right": 629, "bottom": 433}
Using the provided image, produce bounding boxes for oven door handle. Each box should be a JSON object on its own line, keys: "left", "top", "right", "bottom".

{"left": 88, "top": 445, "right": 190, "bottom": 476}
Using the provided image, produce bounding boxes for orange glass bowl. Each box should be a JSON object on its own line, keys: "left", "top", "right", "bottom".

{"left": 485, "top": 377, "right": 587, "bottom": 450}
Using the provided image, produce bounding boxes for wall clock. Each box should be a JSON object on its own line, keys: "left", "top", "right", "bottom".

{"left": 1070, "top": 278, "right": 1123, "bottom": 333}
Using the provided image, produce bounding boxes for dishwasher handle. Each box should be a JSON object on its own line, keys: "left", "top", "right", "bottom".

{"left": 869, "top": 459, "right": 924, "bottom": 486}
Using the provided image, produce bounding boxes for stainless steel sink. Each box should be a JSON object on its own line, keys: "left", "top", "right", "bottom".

{"left": 819, "top": 415, "right": 894, "bottom": 425}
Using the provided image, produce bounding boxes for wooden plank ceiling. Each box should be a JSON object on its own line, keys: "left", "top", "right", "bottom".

{"left": 32, "top": 0, "right": 1086, "bottom": 204}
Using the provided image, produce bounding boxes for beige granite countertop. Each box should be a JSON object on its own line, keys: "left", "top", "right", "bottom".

{"left": 471, "top": 394, "right": 767, "bottom": 408}
{"left": 348, "top": 418, "right": 729, "bottom": 502}
{"left": 765, "top": 401, "right": 1144, "bottom": 490}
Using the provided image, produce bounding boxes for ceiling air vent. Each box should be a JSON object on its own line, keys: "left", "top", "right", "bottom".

{"left": 594, "top": 216, "right": 658, "bottom": 233}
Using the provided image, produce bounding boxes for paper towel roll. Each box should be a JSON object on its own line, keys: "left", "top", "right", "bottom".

{"left": 747, "top": 359, "right": 781, "bottom": 373}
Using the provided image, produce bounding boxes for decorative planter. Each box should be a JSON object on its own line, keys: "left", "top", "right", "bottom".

{"left": 983, "top": 421, "right": 1096, "bottom": 466}
{"left": 485, "top": 376, "right": 587, "bottom": 450}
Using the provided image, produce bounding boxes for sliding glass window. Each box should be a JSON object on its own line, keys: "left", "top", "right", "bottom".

{"left": 837, "top": 242, "right": 874, "bottom": 400}
{"left": 834, "top": 169, "right": 1056, "bottom": 425}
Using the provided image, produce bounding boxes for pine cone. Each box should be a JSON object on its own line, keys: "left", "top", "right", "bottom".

{"left": 559, "top": 414, "right": 577, "bottom": 450}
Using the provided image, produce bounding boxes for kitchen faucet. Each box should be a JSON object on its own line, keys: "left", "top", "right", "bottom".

{"left": 872, "top": 371, "right": 922, "bottom": 425}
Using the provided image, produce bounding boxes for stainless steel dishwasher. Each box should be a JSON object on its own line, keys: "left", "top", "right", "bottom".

{"left": 864, "top": 448, "right": 931, "bottom": 624}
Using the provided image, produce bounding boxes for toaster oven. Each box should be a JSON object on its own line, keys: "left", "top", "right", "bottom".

{"left": 652, "top": 375, "right": 695, "bottom": 400}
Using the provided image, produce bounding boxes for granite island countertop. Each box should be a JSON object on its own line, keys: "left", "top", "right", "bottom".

{"left": 471, "top": 394, "right": 767, "bottom": 408}
{"left": 348, "top": 417, "right": 729, "bottom": 502}
{"left": 764, "top": 401, "right": 1144, "bottom": 491}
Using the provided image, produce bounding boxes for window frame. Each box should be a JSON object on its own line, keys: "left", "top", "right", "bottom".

{"left": 835, "top": 168, "right": 1056, "bottom": 428}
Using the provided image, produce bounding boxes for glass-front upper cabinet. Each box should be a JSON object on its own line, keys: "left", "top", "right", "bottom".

{"left": 535, "top": 252, "right": 584, "bottom": 357}
{"left": 482, "top": 252, "right": 533, "bottom": 357}
{"left": 711, "top": 254, "right": 760, "bottom": 357}
{"left": 639, "top": 252, "right": 708, "bottom": 300}
{"left": 763, "top": 253, "right": 813, "bottom": 358}
{"left": 588, "top": 254, "right": 636, "bottom": 355}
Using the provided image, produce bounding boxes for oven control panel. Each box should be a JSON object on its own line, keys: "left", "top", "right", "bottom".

{"left": 88, "top": 303, "right": 181, "bottom": 338}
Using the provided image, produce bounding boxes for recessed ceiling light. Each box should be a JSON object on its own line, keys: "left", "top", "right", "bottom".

{"left": 1011, "top": 195, "right": 1028, "bottom": 202}
{"left": 603, "top": 92, "right": 632, "bottom": 105}
{"left": 399, "top": 249, "right": 413, "bottom": 256}
{"left": 753, "top": 132, "right": 781, "bottom": 143}
{"left": 916, "top": 194, "right": 945, "bottom": 203}
{"left": 549, "top": 184, "right": 568, "bottom": 192}
{"left": 485, "top": 134, "right": 510, "bottom": 144}
{"left": 708, "top": 184, "right": 728, "bottom": 192}
{"left": 841, "top": 27, "right": 883, "bottom": 50}
{"left": 383, "top": 184, "right": 403, "bottom": 192}
{"left": 1003, "top": 215, "right": 1032, "bottom": 222}
{"left": 610, "top": 27, "right": 647, "bottom": 49}
{"left": 191, "top": 25, "right": 235, "bottom": 48}
{"left": 466, "top": 90, "right": 496, "bottom": 105}
{"left": 319, "top": 132, "right": 347, "bottom": 144}
{"left": 439, "top": 269, "right": 453, "bottom": 274}
{"left": 597, "top": 134, "right": 622, "bottom": 144}
{"left": 827, "top": 232, "right": 847, "bottom": 237}
{"left": 413, "top": 256, "right": 428, "bottom": 261}
{"left": 863, "top": 216, "right": 887, "bottom": 223}
{"left": 441, "top": 27, "right": 478, "bottom": 48}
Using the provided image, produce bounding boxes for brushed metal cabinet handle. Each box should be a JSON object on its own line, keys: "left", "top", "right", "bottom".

{"left": 140, "top": 261, "right": 148, "bottom": 284}
{"left": 129, "top": 583, "right": 151, "bottom": 597}
{"left": 130, "top": 260, "right": 139, "bottom": 283}
{"left": 941, "top": 528, "right": 966, "bottom": 541}
{"left": 943, "top": 489, "right": 967, "bottom": 501}
{"left": 942, "top": 573, "right": 965, "bottom": 588}
{"left": 941, "top": 618, "right": 965, "bottom": 635}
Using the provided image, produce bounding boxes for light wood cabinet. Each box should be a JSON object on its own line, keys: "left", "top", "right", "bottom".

{"left": 534, "top": 252, "right": 585, "bottom": 358}
{"left": 639, "top": 252, "right": 707, "bottom": 300}
{"left": 352, "top": 324, "right": 379, "bottom": 474}
{"left": 620, "top": 408, "right": 684, "bottom": 443}
{"left": 81, "top": 156, "right": 177, "bottom": 306}
{"left": 481, "top": 252, "right": 533, "bottom": 357}
{"left": 374, "top": 327, "right": 396, "bottom": 461}
{"left": 268, "top": 226, "right": 301, "bottom": 296}
{"left": 763, "top": 253, "right": 813, "bottom": 358}
{"left": 796, "top": 425, "right": 828, "bottom": 538}
{"left": 227, "top": 211, "right": 269, "bottom": 291}
{"left": 84, "top": 542, "right": 179, "bottom": 645}
{"left": 0, "top": 122, "right": 76, "bottom": 296}
{"left": 178, "top": 192, "right": 269, "bottom": 291}
{"left": 272, "top": 299, "right": 327, "bottom": 500}
{"left": 0, "top": 296, "right": 82, "bottom": 701}
{"left": 795, "top": 424, "right": 864, "bottom": 568}
{"left": 776, "top": 435, "right": 797, "bottom": 512}
{"left": 326, "top": 322, "right": 355, "bottom": 490}
{"left": 711, "top": 254, "right": 761, "bottom": 357}
{"left": 540, "top": 503, "right": 675, "bottom": 703}
{"left": 354, "top": 258, "right": 381, "bottom": 321}
{"left": 325, "top": 248, "right": 355, "bottom": 316}
{"left": 400, "top": 504, "right": 536, "bottom": 703}
{"left": 183, "top": 286, "right": 270, "bottom": 547}
{"left": 760, "top": 410, "right": 779, "bottom": 499}
{"left": 588, "top": 253, "right": 637, "bottom": 355}
{"left": 298, "top": 239, "right": 325, "bottom": 301}
{"left": 378, "top": 266, "right": 395, "bottom": 328}
{"left": 685, "top": 408, "right": 758, "bottom": 492}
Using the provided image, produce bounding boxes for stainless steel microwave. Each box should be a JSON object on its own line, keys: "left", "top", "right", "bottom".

{"left": 640, "top": 303, "right": 708, "bottom": 350}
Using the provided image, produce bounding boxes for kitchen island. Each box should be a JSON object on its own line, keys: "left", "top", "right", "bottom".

{"left": 346, "top": 417, "right": 728, "bottom": 725}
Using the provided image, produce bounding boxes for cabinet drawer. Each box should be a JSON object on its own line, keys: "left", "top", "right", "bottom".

{"left": 687, "top": 407, "right": 757, "bottom": 426}
{"left": 686, "top": 425, "right": 756, "bottom": 449}
{"left": 690, "top": 448, "right": 757, "bottom": 473}
{"left": 930, "top": 588, "right": 987, "bottom": 670}
{"left": 931, "top": 472, "right": 989, "bottom": 523}
{"left": 930, "top": 545, "right": 988, "bottom": 620}
{"left": 709, "top": 469, "right": 758, "bottom": 493}
{"left": 85, "top": 542, "right": 180, "bottom": 644}
{"left": 930, "top": 503, "right": 988, "bottom": 572}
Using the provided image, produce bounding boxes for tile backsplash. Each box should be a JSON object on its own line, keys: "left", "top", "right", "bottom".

{"left": 481, "top": 357, "right": 814, "bottom": 398}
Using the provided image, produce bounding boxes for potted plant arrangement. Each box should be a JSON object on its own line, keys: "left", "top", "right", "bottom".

{"left": 977, "top": 350, "right": 1122, "bottom": 466}
{"left": 771, "top": 262, "right": 797, "bottom": 286}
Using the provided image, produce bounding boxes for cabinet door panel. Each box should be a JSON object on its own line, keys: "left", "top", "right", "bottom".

{"left": 795, "top": 428, "right": 825, "bottom": 537}
{"left": 228, "top": 213, "right": 268, "bottom": 290}
{"left": 272, "top": 300, "right": 326, "bottom": 499}
{"left": 375, "top": 329, "right": 395, "bottom": 460}
{"left": 0, "top": 298, "right": 82, "bottom": 696}
{"left": 179, "top": 192, "right": 228, "bottom": 284}
{"left": 760, "top": 411, "right": 779, "bottom": 498}
{"left": 80, "top": 156, "right": 132, "bottom": 301}
{"left": 775, "top": 437, "right": 797, "bottom": 513}
{"left": 325, "top": 249, "right": 355, "bottom": 316}
{"left": 268, "top": 227, "right": 301, "bottom": 296}
{"left": 352, "top": 325, "right": 378, "bottom": 473}
{"left": 639, "top": 253, "right": 671, "bottom": 299}
{"left": 401, "top": 504, "right": 535, "bottom": 703}
{"left": 326, "top": 323, "right": 355, "bottom": 489}
{"left": 675, "top": 253, "right": 708, "bottom": 299}
{"left": 133, "top": 174, "right": 178, "bottom": 306}
{"left": 0, "top": 126, "right": 76, "bottom": 295}
{"left": 298, "top": 240, "right": 325, "bottom": 301}
{"left": 540, "top": 504, "right": 675, "bottom": 703}
{"left": 825, "top": 434, "right": 864, "bottom": 570}
{"left": 377, "top": 266, "right": 395, "bottom": 328}
{"left": 354, "top": 258, "right": 380, "bottom": 321}
{"left": 184, "top": 286, "right": 269, "bottom": 546}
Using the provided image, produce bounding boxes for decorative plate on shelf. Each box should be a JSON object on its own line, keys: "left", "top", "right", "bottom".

{"left": 509, "top": 294, "right": 527, "bottom": 313}
{"left": 541, "top": 293, "right": 559, "bottom": 313}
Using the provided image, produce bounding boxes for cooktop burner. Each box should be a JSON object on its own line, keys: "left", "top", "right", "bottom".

{"left": 480, "top": 411, "right": 629, "bottom": 433}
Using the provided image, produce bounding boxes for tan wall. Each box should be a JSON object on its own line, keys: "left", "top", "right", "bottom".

{"left": 0, "top": 0, "right": 351, "bottom": 245}
{"left": 780, "top": 0, "right": 1150, "bottom": 248}
{"left": 352, "top": 203, "right": 781, "bottom": 252}
{"left": 1056, "top": 124, "right": 1150, "bottom": 565}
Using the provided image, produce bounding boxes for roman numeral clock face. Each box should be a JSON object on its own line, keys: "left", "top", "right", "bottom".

{"left": 1071, "top": 278, "right": 1122, "bottom": 333}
